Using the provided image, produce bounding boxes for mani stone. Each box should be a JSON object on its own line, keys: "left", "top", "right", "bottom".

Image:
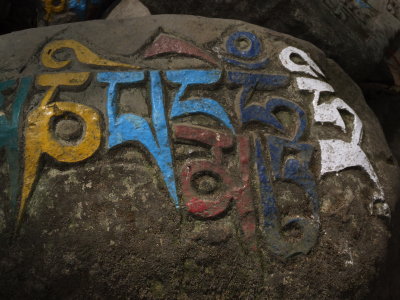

{"left": 141, "top": 0, "right": 400, "bottom": 82}
{"left": 0, "top": 15, "right": 398, "bottom": 299}
{"left": 106, "top": 0, "right": 151, "bottom": 19}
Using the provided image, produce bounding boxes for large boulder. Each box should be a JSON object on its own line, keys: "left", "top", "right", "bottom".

{"left": 0, "top": 15, "right": 398, "bottom": 299}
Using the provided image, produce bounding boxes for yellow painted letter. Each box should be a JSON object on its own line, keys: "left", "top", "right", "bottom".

{"left": 18, "top": 72, "right": 102, "bottom": 226}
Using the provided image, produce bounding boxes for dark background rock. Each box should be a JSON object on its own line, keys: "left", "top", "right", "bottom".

{"left": 0, "top": 0, "right": 37, "bottom": 35}
{"left": 139, "top": 0, "right": 400, "bottom": 82}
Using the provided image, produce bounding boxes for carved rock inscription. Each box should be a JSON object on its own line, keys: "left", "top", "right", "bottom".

{"left": 0, "top": 16, "right": 398, "bottom": 299}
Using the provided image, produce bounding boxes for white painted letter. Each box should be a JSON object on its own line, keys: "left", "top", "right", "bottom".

{"left": 279, "top": 46, "right": 325, "bottom": 78}
{"left": 296, "top": 77, "right": 384, "bottom": 201}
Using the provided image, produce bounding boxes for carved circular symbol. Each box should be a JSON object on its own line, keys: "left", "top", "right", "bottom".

{"left": 182, "top": 161, "right": 234, "bottom": 218}
{"left": 191, "top": 170, "right": 221, "bottom": 195}
{"left": 53, "top": 114, "right": 84, "bottom": 143}
{"left": 226, "top": 31, "right": 261, "bottom": 59}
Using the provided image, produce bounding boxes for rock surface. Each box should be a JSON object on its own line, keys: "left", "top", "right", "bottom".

{"left": 106, "top": 0, "right": 151, "bottom": 19}
{"left": 0, "top": 15, "right": 398, "bottom": 299}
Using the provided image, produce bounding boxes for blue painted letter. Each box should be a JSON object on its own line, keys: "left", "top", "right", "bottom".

{"left": 248, "top": 99, "right": 320, "bottom": 258}
{"left": 166, "top": 69, "right": 234, "bottom": 132}
{"left": 97, "top": 71, "right": 178, "bottom": 207}
{"left": 227, "top": 71, "right": 289, "bottom": 124}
